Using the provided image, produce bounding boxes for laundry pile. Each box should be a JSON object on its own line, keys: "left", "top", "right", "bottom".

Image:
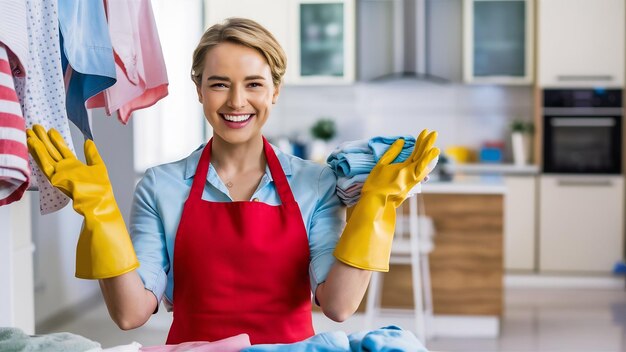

{"left": 0, "top": 326, "right": 428, "bottom": 352}
{"left": 327, "top": 136, "right": 437, "bottom": 206}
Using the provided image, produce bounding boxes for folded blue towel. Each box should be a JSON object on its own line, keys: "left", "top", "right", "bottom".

{"left": 327, "top": 136, "right": 416, "bottom": 178}
{"left": 336, "top": 174, "right": 368, "bottom": 191}
{"left": 349, "top": 325, "right": 427, "bottom": 352}
{"left": 241, "top": 326, "right": 427, "bottom": 352}
{"left": 368, "top": 136, "right": 416, "bottom": 163}
{"left": 328, "top": 153, "right": 375, "bottom": 178}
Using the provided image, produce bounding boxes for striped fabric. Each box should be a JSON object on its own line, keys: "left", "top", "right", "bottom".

{"left": 0, "top": 43, "right": 29, "bottom": 206}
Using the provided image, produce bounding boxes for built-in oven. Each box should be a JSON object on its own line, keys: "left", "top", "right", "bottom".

{"left": 542, "top": 89, "right": 622, "bottom": 174}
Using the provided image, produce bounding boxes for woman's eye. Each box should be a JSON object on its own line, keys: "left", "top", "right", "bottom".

{"left": 248, "top": 82, "right": 262, "bottom": 88}
{"left": 210, "top": 83, "right": 228, "bottom": 88}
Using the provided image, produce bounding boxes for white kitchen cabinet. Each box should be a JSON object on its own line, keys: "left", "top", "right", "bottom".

{"left": 539, "top": 175, "right": 624, "bottom": 273}
{"left": 0, "top": 192, "right": 34, "bottom": 334}
{"left": 504, "top": 176, "right": 537, "bottom": 271}
{"left": 204, "top": 0, "right": 355, "bottom": 84}
{"left": 537, "top": 0, "right": 625, "bottom": 87}
{"left": 463, "top": 0, "right": 534, "bottom": 84}
{"left": 289, "top": 0, "right": 355, "bottom": 84}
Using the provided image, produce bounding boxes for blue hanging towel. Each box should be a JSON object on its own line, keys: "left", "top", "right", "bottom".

{"left": 58, "top": 0, "right": 116, "bottom": 140}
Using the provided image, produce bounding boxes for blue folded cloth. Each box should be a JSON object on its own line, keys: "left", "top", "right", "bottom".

{"left": 241, "top": 326, "right": 427, "bottom": 352}
{"left": 328, "top": 153, "right": 376, "bottom": 178}
{"left": 327, "top": 136, "right": 416, "bottom": 178}
{"left": 349, "top": 325, "right": 428, "bottom": 352}
{"left": 368, "top": 136, "right": 416, "bottom": 163}
{"left": 336, "top": 174, "right": 368, "bottom": 191}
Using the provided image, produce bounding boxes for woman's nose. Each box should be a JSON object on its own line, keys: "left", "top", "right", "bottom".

{"left": 227, "top": 86, "right": 246, "bottom": 109}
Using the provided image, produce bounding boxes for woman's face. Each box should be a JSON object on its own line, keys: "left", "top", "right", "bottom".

{"left": 197, "top": 41, "right": 280, "bottom": 146}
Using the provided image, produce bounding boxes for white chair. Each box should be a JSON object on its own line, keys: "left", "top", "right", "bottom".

{"left": 364, "top": 193, "right": 435, "bottom": 343}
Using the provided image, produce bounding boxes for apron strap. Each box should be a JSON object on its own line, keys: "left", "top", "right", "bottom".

{"left": 262, "top": 137, "right": 296, "bottom": 205}
{"left": 189, "top": 139, "right": 213, "bottom": 200}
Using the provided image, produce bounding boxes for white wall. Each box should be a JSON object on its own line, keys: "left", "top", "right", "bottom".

{"left": 0, "top": 194, "right": 33, "bottom": 333}
{"left": 267, "top": 82, "right": 534, "bottom": 161}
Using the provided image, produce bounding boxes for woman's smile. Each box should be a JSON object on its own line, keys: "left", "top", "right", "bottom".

{"left": 219, "top": 112, "right": 255, "bottom": 129}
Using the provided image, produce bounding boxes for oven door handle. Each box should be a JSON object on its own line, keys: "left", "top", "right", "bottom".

{"left": 557, "top": 179, "right": 614, "bottom": 187}
{"left": 551, "top": 118, "right": 616, "bottom": 127}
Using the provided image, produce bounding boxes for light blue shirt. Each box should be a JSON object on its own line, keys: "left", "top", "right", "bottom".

{"left": 130, "top": 144, "right": 344, "bottom": 309}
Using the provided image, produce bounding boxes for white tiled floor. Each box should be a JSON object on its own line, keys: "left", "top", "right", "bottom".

{"left": 43, "top": 287, "right": 626, "bottom": 351}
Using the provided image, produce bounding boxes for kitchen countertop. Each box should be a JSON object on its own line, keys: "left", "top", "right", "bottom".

{"left": 420, "top": 175, "right": 507, "bottom": 194}
{"left": 444, "top": 162, "right": 540, "bottom": 175}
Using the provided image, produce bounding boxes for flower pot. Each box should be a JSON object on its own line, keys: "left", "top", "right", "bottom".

{"left": 512, "top": 132, "right": 531, "bottom": 165}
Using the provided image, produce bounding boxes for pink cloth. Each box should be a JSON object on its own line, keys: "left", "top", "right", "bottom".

{"left": 140, "top": 334, "right": 251, "bottom": 352}
{"left": 0, "top": 43, "right": 29, "bottom": 206}
{"left": 87, "top": 0, "right": 168, "bottom": 124}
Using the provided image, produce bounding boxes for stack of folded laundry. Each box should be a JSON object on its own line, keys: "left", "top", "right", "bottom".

{"left": 327, "top": 136, "right": 435, "bottom": 207}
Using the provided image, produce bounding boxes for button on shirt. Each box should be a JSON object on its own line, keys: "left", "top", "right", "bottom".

{"left": 130, "top": 143, "right": 344, "bottom": 309}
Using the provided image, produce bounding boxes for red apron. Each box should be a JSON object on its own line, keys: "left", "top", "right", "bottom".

{"left": 166, "top": 137, "right": 315, "bottom": 345}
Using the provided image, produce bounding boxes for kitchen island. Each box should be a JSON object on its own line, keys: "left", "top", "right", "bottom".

{"left": 365, "top": 175, "right": 506, "bottom": 337}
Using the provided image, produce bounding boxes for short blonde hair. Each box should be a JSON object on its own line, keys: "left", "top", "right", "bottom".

{"left": 191, "top": 18, "right": 287, "bottom": 88}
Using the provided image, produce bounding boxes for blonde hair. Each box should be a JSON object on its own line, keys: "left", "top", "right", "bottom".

{"left": 191, "top": 18, "right": 287, "bottom": 88}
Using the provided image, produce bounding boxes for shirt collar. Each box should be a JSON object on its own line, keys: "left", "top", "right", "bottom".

{"left": 183, "top": 142, "right": 293, "bottom": 180}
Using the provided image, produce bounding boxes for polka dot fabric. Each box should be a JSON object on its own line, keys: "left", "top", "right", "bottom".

{"left": 14, "top": 0, "right": 74, "bottom": 214}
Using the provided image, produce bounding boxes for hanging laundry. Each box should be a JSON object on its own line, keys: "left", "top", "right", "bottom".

{"left": 87, "top": 0, "right": 169, "bottom": 125}
{"left": 0, "top": 0, "right": 29, "bottom": 207}
{"left": 58, "top": 0, "right": 117, "bottom": 140}
{"left": 0, "top": 0, "right": 28, "bottom": 78}
{"left": 0, "top": 44, "right": 29, "bottom": 206}
{"left": 13, "top": 0, "right": 75, "bottom": 214}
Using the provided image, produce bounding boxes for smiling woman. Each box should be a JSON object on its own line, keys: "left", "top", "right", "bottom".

{"left": 25, "top": 17, "right": 439, "bottom": 347}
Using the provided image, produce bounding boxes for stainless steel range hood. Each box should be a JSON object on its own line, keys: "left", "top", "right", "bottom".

{"left": 358, "top": 0, "right": 461, "bottom": 83}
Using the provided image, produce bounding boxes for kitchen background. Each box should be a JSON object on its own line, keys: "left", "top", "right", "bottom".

{"left": 2, "top": 0, "right": 626, "bottom": 351}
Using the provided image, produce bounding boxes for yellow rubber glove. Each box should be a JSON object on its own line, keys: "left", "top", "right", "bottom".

{"left": 26, "top": 125, "right": 139, "bottom": 279}
{"left": 334, "top": 130, "right": 440, "bottom": 272}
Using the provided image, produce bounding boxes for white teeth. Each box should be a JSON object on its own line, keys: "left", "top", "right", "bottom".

{"left": 222, "top": 114, "right": 251, "bottom": 122}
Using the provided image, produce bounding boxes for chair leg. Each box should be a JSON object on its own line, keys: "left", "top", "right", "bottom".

{"left": 409, "top": 195, "right": 426, "bottom": 342}
{"left": 365, "top": 271, "right": 383, "bottom": 330}
{"left": 421, "top": 254, "right": 435, "bottom": 340}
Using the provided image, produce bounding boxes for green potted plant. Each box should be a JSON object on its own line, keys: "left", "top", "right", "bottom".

{"left": 310, "top": 118, "right": 336, "bottom": 141}
{"left": 511, "top": 119, "right": 534, "bottom": 165}
{"left": 309, "top": 118, "right": 336, "bottom": 163}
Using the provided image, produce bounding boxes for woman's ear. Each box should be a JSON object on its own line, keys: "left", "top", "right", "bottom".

{"left": 272, "top": 83, "right": 281, "bottom": 104}
{"left": 196, "top": 84, "right": 203, "bottom": 102}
